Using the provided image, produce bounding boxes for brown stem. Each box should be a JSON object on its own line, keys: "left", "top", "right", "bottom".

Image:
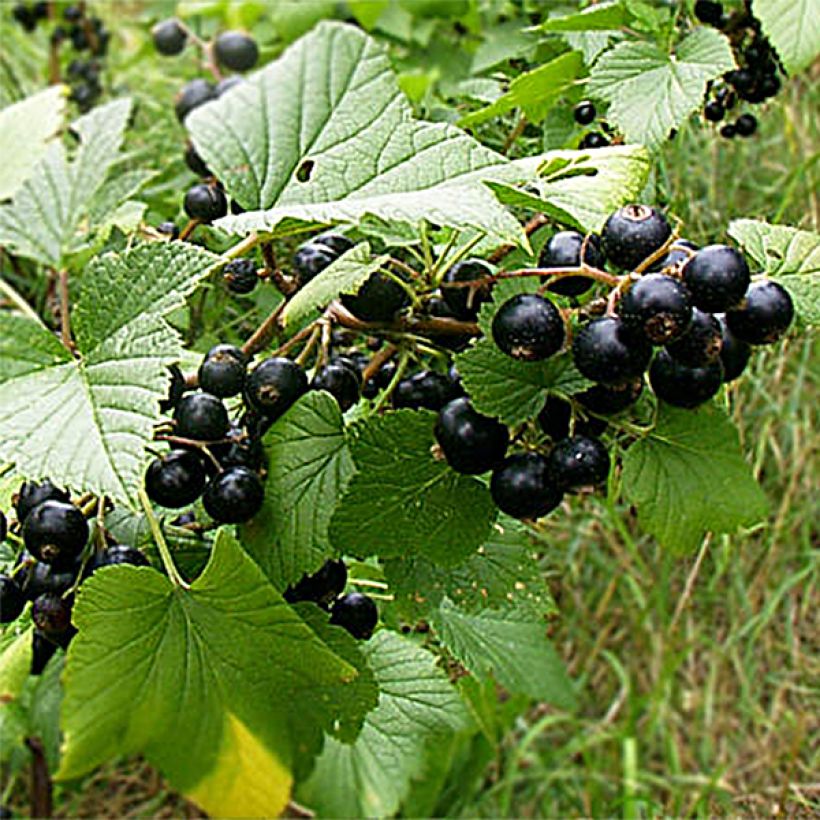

{"left": 155, "top": 434, "right": 222, "bottom": 471}
{"left": 502, "top": 114, "right": 527, "bottom": 155}
{"left": 48, "top": 36, "right": 61, "bottom": 84}
{"left": 633, "top": 231, "right": 681, "bottom": 275}
{"left": 295, "top": 326, "right": 322, "bottom": 367}
{"left": 488, "top": 213, "right": 549, "bottom": 264}
{"left": 270, "top": 320, "right": 322, "bottom": 358}
{"left": 260, "top": 244, "right": 296, "bottom": 295}
{"left": 179, "top": 219, "right": 200, "bottom": 242}
{"left": 242, "top": 300, "right": 287, "bottom": 356}
{"left": 362, "top": 343, "right": 398, "bottom": 384}
{"left": 444, "top": 265, "right": 621, "bottom": 291}
{"left": 25, "top": 737, "right": 53, "bottom": 819}
{"left": 57, "top": 269, "right": 74, "bottom": 351}
{"left": 330, "top": 302, "right": 479, "bottom": 337}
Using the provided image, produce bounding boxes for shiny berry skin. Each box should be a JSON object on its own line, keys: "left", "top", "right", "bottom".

{"left": 174, "top": 392, "right": 229, "bottom": 441}
{"left": 213, "top": 425, "right": 265, "bottom": 472}
{"left": 330, "top": 592, "right": 378, "bottom": 640}
{"left": 86, "top": 545, "right": 149, "bottom": 575}
{"left": 341, "top": 272, "right": 409, "bottom": 323}
{"left": 157, "top": 221, "right": 179, "bottom": 239}
{"left": 720, "top": 123, "right": 737, "bottom": 139}
{"left": 15, "top": 551, "right": 78, "bottom": 600}
{"left": 23, "top": 501, "right": 88, "bottom": 569}
{"left": 539, "top": 231, "right": 605, "bottom": 296}
{"left": 717, "top": 315, "right": 751, "bottom": 382}
{"left": 392, "top": 370, "right": 457, "bottom": 411}
{"left": 434, "top": 398, "right": 509, "bottom": 475}
{"left": 537, "top": 396, "right": 571, "bottom": 441}
{"left": 311, "top": 362, "right": 360, "bottom": 412}
{"left": 602, "top": 205, "right": 672, "bottom": 271}
{"left": 441, "top": 259, "right": 493, "bottom": 320}
{"left": 574, "top": 101, "right": 596, "bottom": 125}
{"left": 175, "top": 78, "right": 216, "bottom": 122}
{"left": 31, "top": 630, "right": 58, "bottom": 675}
{"left": 31, "top": 593, "right": 74, "bottom": 643}
{"left": 184, "top": 183, "right": 228, "bottom": 222}
{"left": 223, "top": 258, "right": 258, "bottom": 294}
{"left": 293, "top": 243, "right": 335, "bottom": 286}
{"left": 184, "top": 143, "right": 210, "bottom": 177}
{"left": 198, "top": 344, "right": 247, "bottom": 398}
{"left": 285, "top": 559, "right": 347, "bottom": 609}
{"left": 666, "top": 308, "right": 722, "bottom": 367}
{"left": 213, "top": 30, "right": 259, "bottom": 72}
{"left": 572, "top": 317, "right": 652, "bottom": 385}
{"left": 576, "top": 378, "right": 644, "bottom": 415}
{"left": 313, "top": 233, "right": 354, "bottom": 256}
{"left": 490, "top": 453, "right": 562, "bottom": 520}
{"left": 725, "top": 280, "right": 794, "bottom": 345}
{"left": 203, "top": 466, "right": 264, "bottom": 523}
{"left": 152, "top": 18, "right": 187, "bottom": 56}
{"left": 245, "top": 357, "right": 308, "bottom": 419}
{"left": 145, "top": 449, "right": 207, "bottom": 508}
{"left": 492, "top": 294, "right": 564, "bottom": 361}
{"left": 694, "top": 1, "right": 723, "bottom": 26}
{"left": 547, "top": 436, "right": 610, "bottom": 490}
{"left": 579, "top": 132, "right": 609, "bottom": 149}
{"left": 649, "top": 350, "right": 724, "bottom": 408}
{"left": 704, "top": 100, "right": 725, "bottom": 122}
{"left": 682, "top": 245, "right": 750, "bottom": 312}
{"left": 619, "top": 274, "right": 693, "bottom": 345}
{"left": 735, "top": 113, "right": 757, "bottom": 137}
{"left": 15, "top": 480, "right": 70, "bottom": 525}
{"left": 0, "top": 576, "right": 26, "bottom": 623}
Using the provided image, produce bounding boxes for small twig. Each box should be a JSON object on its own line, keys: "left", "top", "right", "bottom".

{"left": 179, "top": 219, "right": 200, "bottom": 242}
{"left": 221, "top": 232, "right": 262, "bottom": 262}
{"left": 261, "top": 241, "right": 297, "bottom": 295}
{"left": 242, "top": 300, "right": 287, "bottom": 356}
{"left": 270, "top": 319, "right": 322, "bottom": 359}
{"left": 329, "top": 301, "right": 479, "bottom": 337}
{"left": 155, "top": 434, "right": 223, "bottom": 472}
{"left": 25, "top": 737, "right": 53, "bottom": 819}
{"left": 488, "top": 213, "right": 549, "bottom": 264}
{"left": 633, "top": 230, "right": 681, "bottom": 275}
{"left": 372, "top": 349, "right": 411, "bottom": 412}
{"left": 444, "top": 265, "right": 621, "bottom": 290}
{"left": 362, "top": 343, "right": 398, "bottom": 384}
{"left": 295, "top": 325, "right": 322, "bottom": 367}
{"left": 57, "top": 269, "right": 74, "bottom": 350}
{"left": 138, "top": 488, "right": 190, "bottom": 589}
{"left": 502, "top": 113, "right": 527, "bottom": 155}
{"left": 669, "top": 534, "right": 711, "bottom": 632}
{"left": 317, "top": 318, "right": 333, "bottom": 369}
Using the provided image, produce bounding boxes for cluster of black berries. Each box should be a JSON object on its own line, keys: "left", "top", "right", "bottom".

{"left": 696, "top": 1, "right": 782, "bottom": 139}
{"left": 573, "top": 101, "right": 612, "bottom": 150}
{"left": 0, "top": 481, "right": 148, "bottom": 674}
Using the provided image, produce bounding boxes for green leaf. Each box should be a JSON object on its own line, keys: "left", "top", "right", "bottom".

{"left": 588, "top": 28, "right": 735, "bottom": 150}
{"left": 0, "top": 628, "right": 33, "bottom": 701}
{"left": 433, "top": 598, "right": 576, "bottom": 709}
{"left": 186, "top": 22, "right": 525, "bottom": 246}
{"left": 540, "top": 2, "right": 628, "bottom": 32}
{"left": 281, "top": 242, "right": 389, "bottom": 330}
{"left": 0, "top": 243, "right": 218, "bottom": 504}
{"left": 622, "top": 404, "right": 769, "bottom": 554}
{"left": 298, "top": 630, "right": 468, "bottom": 818}
{"left": 0, "top": 86, "right": 66, "bottom": 200}
{"left": 752, "top": 0, "right": 820, "bottom": 74}
{"left": 59, "top": 530, "right": 371, "bottom": 818}
{"left": 0, "top": 99, "right": 133, "bottom": 267}
{"left": 241, "top": 392, "right": 355, "bottom": 589}
{"left": 330, "top": 410, "right": 497, "bottom": 565}
{"left": 727, "top": 219, "right": 820, "bottom": 324}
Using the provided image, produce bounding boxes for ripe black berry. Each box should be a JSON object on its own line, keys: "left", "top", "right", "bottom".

{"left": 145, "top": 449, "right": 207, "bottom": 508}
{"left": 574, "top": 101, "right": 596, "bottom": 125}
{"left": 184, "top": 183, "right": 228, "bottom": 222}
{"left": 682, "top": 245, "right": 750, "bottom": 312}
{"left": 13, "top": 3, "right": 36, "bottom": 31}
{"left": 619, "top": 274, "right": 693, "bottom": 345}
{"left": 174, "top": 392, "right": 229, "bottom": 441}
{"left": 293, "top": 243, "right": 335, "bottom": 286}
{"left": 15, "top": 552, "right": 78, "bottom": 600}
{"left": 329, "top": 592, "right": 378, "bottom": 640}
{"left": 579, "top": 132, "right": 610, "bottom": 149}
{"left": 32, "top": 593, "right": 74, "bottom": 645}
{"left": 285, "top": 559, "right": 347, "bottom": 609}
{"left": 184, "top": 143, "right": 211, "bottom": 177}
{"left": 223, "top": 258, "right": 258, "bottom": 294}
{"left": 725, "top": 280, "right": 794, "bottom": 345}
{"left": 704, "top": 100, "right": 725, "bottom": 122}
{"left": 760, "top": 74, "right": 780, "bottom": 98}
{"left": 157, "top": 221, "right": 179, "bottom": 239}
{"left": 694, "top": 1, "right": 724, "bottom": 26}
{"left": 492, "top": 294, "right": 565, "bottom": 361}
{"left": 602, "top": 205, "right": 672, "bottom": 271}
{"left": 392, "top": 370, "right": 457, "bottom": 411}
{"left": 23, "top": 501, "right": 88, "bottom": 569}
{"left": 666, "top": 308, "right": 722, "bottom": 367}
{"left": 648, "top": 239, "right": 698, "bottom": 273}
{"left": 441, "top": 259, "right": 493, "bottom": 320}
{"left": 576, "top": 378, "right": 644, "bottom": 415}
{"left": 311, "top": 362, "right": 361, "bottom": 412}
{"left": 203, "top": 466, "right": 264, "bottom": 523}
{"left": 341, "top": 272, "right": 409, "bottom": 322}
{"left": 490, "top": 453, "right": 563, "bottom": 520}
{"left": 214, "top": 31, "right": 259, "bottom": 72}
{"left": 572, "top": 317, "right": 652, "bottom": 385}
{"left": 245, "top": 357, "right": 308, "bottom": 419}
{"left": 198, "top": 344, "right": 247, "bottom": 398}
{"left": 175, "top": 78, "right": 216, "bottom": 122}
{"left": 0, "top": 511, "right": 5, "bottom": 542}
{"left": 15, "top": 480, "right": 70, "bottom": 525}
{"left": 86, "top": 545, "right": 149, "bottom": 575}
{"left": 717, "top": 315, "right": 751, "bottom": 382}
{"left": 539, "top": 231, "right": 605, "bottom": 296}
{"left": 735, "top": 113, "right": 758, "bottom": 137}
{"left": 0, "top": 576, "right": 26, "bottom": 623}
{"left": 434, "top": 398, "right": 509, "bottom": 475}
{"left": 31, "top": 630, "right": 58, "bottom": 675}
{"left": 720, "top": 123, "right": 737, "bottom": 139}
{"left": 213, "top": 423, "right": 265, "bottom": 471}
{"left": 537, "top": 395, "right": 571, "bottom": 440}
{"left": 547, "top": 436, "right": 610, "bottom": 490}
{"left": 152, "top": 18, "right": 187, "bottom": 56}
{"left": 649, "top": 349, "right": 724, "bottom": 408}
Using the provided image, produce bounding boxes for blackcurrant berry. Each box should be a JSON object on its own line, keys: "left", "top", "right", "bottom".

{"left": 152, "top": 18, "right": 187, "bottom": 56}
{"left": 330, "top": 592, "right": 378, "bottom": 640}
{"left": 63, "top": 4, "right": 82, "bottom": 22}
{"left": 434, "top": 398, "right": 509, "bottom": 475}
{"left": 159, "top": 364, "right": 187, "bottom": 414}
{"left": 23, "top": 501, "right": 88, "bottom": 569}
{"left": 312, "top": 362, "right": 360, "bottom": 411}
{"left": 492, "top": 294, "right": 565, "bottom": 361}
{"left": 86, "top": 545, "right": 149, "bottom": 575}
{"left": 0, "top": 576, "right": 26, "bottom": 623}
{"left": 157, "top": 221, "right": 179, "bottom": 239}
{"left": 0, "top": 510, "right": 5, "bottom": 542}
{"left": 579, "top": 132, "right": 610, "bottom": 149}
{"left": 213, "top": 425, "right": 266, "bottom": 472}
{"left": 760, "top": 74, "right": 780, "bottom": 98}
{"left": 223, "top": 258, "right": 258, "bottom": 294}
{"left": 440, "top": 259, "right": 493, "bottom": 320}
{"left": 213, "top": 30, "right": 259, "bottom": 72}
{"left": 735, "top": 113, "right": 758, "bottom": 137}
{"left": 548, "top": 435, "right": 610, "bottom": 490}
{"left": 341, "top": 272, "right": 409, "bottom": 322}
{"left": 539, "top": 231, "right": 605, "bottom": 296}
{"left": 602, "top": 205, "right": 672, "bottom": 271}
{"left": 572, "top": 317, "right": 652, "bottom": 385}
{"left": 15, "top": 480, "right": 70, "bottom": 525}
{"left": 619, "top": 274, "right": 693, "bottom": 345}
{"left": 216, "top": 75, "right": 244, "bottom": 96}
{"left": 285, "top": 559, "right": 347, "bottom": 609}
{"left": 682, "top": 245, "right": 750, "bottom": 312}
{"left": 694, "top": 0, "right": 724, "bottom": 26}
{"left": 198, "top": 344, "right": 247, "bottom": 398}
{"left": 13, "top": 3, "right": 36, "bottom": 31}
{"left": 717, "top": 315, "right": 751, "bottom": 382}
{"left": 183, "top": 183, "right": 228, "bottom": 222}
{"left": 293, "top": 243, "right": 335, "bottom": 286}
{"left": 245, "top": 357, "right": 308, "bottom": 419}
{"left": 666, "top": 308, "right": 722, "bottom": 367}
{"left": 648, "top": 239, "right": 698, "bottom": 273}
{"left": 230, "top": 199, "right": 246, "bottom": 215}
{"left": 31, "top": 630, "right": 58, "bottom": 675}
{"left": 15, "top": 551, "right": 78, "bottom": 601}
{"left": 490, "top": 453, "right": 563, "bottom": 520}
{"left": 174, "top": 392, "right": 229, "bottom": 441}
{"left": 720, "top": 123, "right": 737, "bottom": 139}
{"left": 32, "top": 592, "right": 75, "bottom": 645}
{"left": 392, "top": 370, "right": 457, "bottom": 411}
{"left": 537, "top": 395, "right": 571, "bottom": 441}
{"left": 202, "top": 466, "right": 264, "bottom": 523}
{"left": 175, "top": 78, "right": 216, "bottom": 122}
{"left": 313, "top": 233, "right": 354, "bottom": 256}
{"left": 649, "top": 349, "right": 724, "bottom": 408}
{"left": 184, "top": 143, "right": 211, "bottom": 177}
{"left": 725, "top": 280, "right": 794, "bottom": 345}
{"left": 574, "top": 101, "right": 596, "bottom": 125}
{"left": 145, "top": 449, "right": 207, "bottom": 508}
{"left": 576, "top": 377, "right": 644, "bottom": 415}
{"left": 704, "top": 100, "right": 725, "bottom": 122}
